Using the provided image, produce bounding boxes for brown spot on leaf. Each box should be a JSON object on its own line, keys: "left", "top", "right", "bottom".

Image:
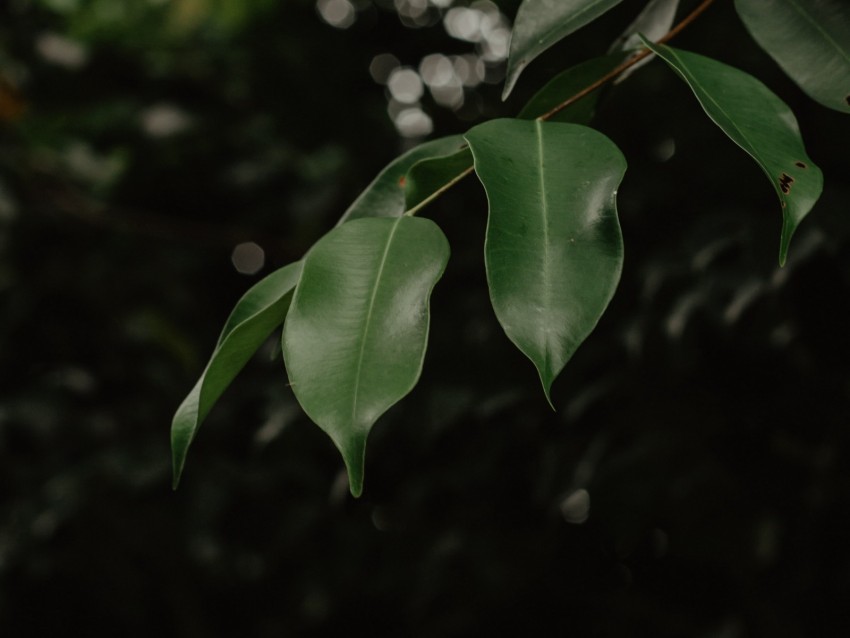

{"left": 795, "top": 161, "right": 807, "bottom": 169}
{"left": 779, "top": 172, "right": 794, "bottom": 194}
{"left": 398, "top": 175, "right": 406, "bottom": 188}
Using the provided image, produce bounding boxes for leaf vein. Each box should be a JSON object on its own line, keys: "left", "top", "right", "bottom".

{"left": 535, "top": 119, "right": 551, "bottom": 373}
{"left": 784, "top": 0, "right": 850, "bottom": 65}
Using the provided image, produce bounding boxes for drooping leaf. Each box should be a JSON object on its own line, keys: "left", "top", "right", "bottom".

{"left": 735, "top": 0, "right": 850, "bottom": 114}
{"left": 404, "top": 147, "right": 473, "bottom": 212}
{"left": 517, "top": 53, "right": 626, "bottom": 122}
{"left": 607, "top": 0, "right": 679, "bottom": 83}
{"left": 171, "top": 261, "right": 303, "bottom": 488}
{"left": 282, "top": 216, "right": 449, "bottom": 497}
{"left": 503, "top": 0, "right": 624, "bottom": 100}
{"left": 465, "top": 119, "right": 626, "bottom": 402}
{"left": 336, "top": 135, "right": 465, "bottom": 225}
{"left": 643, "top": 40, "right": 824, "bottom": 265}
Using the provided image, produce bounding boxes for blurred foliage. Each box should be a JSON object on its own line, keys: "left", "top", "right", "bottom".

{"left": 1, "top": 0, "right": 850, "bottom": 636}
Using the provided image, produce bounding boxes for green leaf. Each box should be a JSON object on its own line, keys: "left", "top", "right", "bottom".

{"left": 503, "top": 0, "right": 624, "bottom": 100}
{"left": 465, "top": 119, "right": 626, "bottom": 403}
{"left": 171, "top": 261, "right": 303, "bottom": 488}
{"left": 644, "top": 40, "right": 824, "bottom": 265}
{"left": 517, "top": 53, "right": 626, "bottom": 122}
{"left": 337, "top": 135, "right": 466, "bottom": 225}
{"left": 735, "top": 0, "right": 850, "bottom": 114}
{"left": 404, "top": 147, "right": 473, "bottom": 212}
{"left": 282, "top": 216, "right": 449, "bottom": 497}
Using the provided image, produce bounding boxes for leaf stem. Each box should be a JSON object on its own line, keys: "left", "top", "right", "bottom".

{"left": 537, "top": 0, "right": 718, "bottom": 122}
{"left": 404, "top": 165, "right": 475, "bottom": 216}
{"left": 405, "top": 0, "right": 717, "bottom": 216}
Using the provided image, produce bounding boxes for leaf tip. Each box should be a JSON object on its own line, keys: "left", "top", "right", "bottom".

{"left": 170, "top": 411, "right": 194, "bottom": 491}
{"left": 539, "top": 373, "right": 557, "bottom": 412}
{"left": 501, "top": 61, "right": 523, "bottom": 101}
{"left": 348, "top": 479, "right": 364, "bottom": 499}
{"left": 779, "top": 213, "right": 796, "bottom": 268}
{"left": 338, "top": 432, "right": 368, "bottom": 499}
{"left": 171, "top": 449, "right": 185, "bottom": 490}
{"left": 171, "top": 431, "right": 188, "bottom": 489}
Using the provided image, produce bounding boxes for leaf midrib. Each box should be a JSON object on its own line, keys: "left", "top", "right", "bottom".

{"left": 350, "top": 218, "right": 401, "bottom": 426}
{"left": 534, "top": 120, "right": 552, "bottom": 374}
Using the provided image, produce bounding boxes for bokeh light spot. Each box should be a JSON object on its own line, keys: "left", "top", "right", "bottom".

{"left": 387, "top": 67, "right": 424, "bottom": 104}
{"left": 394, "top": 107, "right": 433, "bottom": 138}
{"left": 316, "top": 0, "right": 356, "bottom": 29}
{"left": 231, "top": 242, "right": 266, "bottom": 275}
{"left": 369, "top": 53, "right": 400, "bottom": 84}
{"left": 560, "top": 489, "right": 591, "bottom": 524}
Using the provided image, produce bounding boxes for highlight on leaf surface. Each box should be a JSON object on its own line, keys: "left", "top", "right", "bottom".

{"left": 503, "top": 0, "right": 625, "bottom": 100}
{"left": 643, "top": 39, "right": 824, "bottom": 266}
{"left": 735, "top": 0, "right": 850, "bottom": 114}
{"left": 466, "top": 119, "right": 627, "bottom": 404}
{"left": 282, "top": 216, "right": 450, "bottom": 497}
{"left": 609, "top": 0, "right": 679, "bottom": 53}
{"left": 607, "top": 0, "right": 679, "bottom": 84}
{"left": 171, "top": 261, "right": 303, "bottom": 488}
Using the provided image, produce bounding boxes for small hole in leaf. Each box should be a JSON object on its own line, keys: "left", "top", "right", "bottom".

{"left": 795, "top": 161, "right": 807, "bottom": 169}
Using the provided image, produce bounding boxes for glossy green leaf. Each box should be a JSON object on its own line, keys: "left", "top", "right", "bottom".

{"left": 644, "top": 40, "right": 824, "bottom": 265}
{"left": 404, "top": 147, "right": 473, "bottom": 212}
{"left": 282, "top": 216, "right": 449, "bottom": 497}
{"left": 517, "top": 53, "right": 626, "bottom": 122}
{"left": 503, "top": 0, "right": 624, "bottom": 100}
{"left": 466, "top": 119, "right": 626, "bottom": 402}
{"left": 337, "top": 135, "right": 465, "bottom": 225}
{"left": 735, "top": 0, "right": 850, "bottom": 114}
{"left": 171, "top": 261, "right": 303, "bottom": 488}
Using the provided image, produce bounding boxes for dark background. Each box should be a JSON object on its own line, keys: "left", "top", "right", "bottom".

{"left": 2, "top": 0, "right": 850, "bottom": 635}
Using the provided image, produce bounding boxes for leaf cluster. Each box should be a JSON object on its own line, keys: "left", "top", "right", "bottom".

{"left": 172, "top": 0, "right": 850, "bottom": 496}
